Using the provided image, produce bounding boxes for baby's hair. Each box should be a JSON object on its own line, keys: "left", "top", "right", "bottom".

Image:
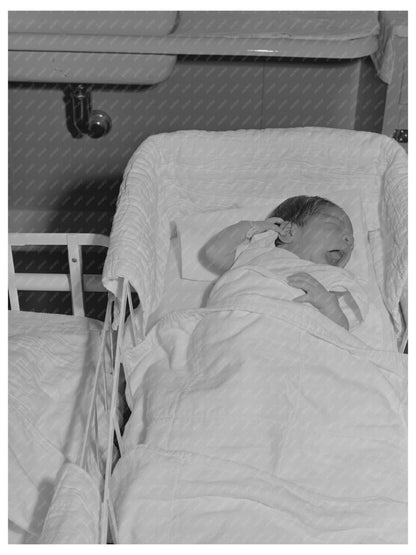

{"left": 269, "top": 195, "right": 338, "bottom": 246}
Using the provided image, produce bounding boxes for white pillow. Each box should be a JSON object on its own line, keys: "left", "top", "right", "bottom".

{"left": 175, "top": 192, "right": 369, "bottom": 283}
{"left": 146, "top": 237, "right": 214, "bottom": 331}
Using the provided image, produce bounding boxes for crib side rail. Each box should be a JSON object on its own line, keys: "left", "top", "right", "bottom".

{"left": 8, "top": 232, "right": 109, "bottom": 317}
{"left": 96, "top": 277, "right": 140, "bottom": 544}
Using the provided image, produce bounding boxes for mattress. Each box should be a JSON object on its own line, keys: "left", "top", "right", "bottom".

{"left": 8, "top": 311, "right": 110, "bottom": 542}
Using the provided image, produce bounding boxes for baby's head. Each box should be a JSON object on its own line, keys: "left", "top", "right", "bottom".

{"left": 269, "top": 195, "right": 354, "bottom": 268}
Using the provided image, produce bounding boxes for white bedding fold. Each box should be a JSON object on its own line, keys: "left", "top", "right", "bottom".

{"left": 113, "top": 287, "right": 407, "bottom": 542}
{"left": 39, "top": 462, "right": 101, "bottom": 544}
{"left": 111, "top": 444, "right": 406, "bottom": 544}
{"left": 8, "top": 312, "right": 110, "bottom": 540}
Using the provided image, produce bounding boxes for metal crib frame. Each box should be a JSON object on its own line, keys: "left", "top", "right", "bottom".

{"left": 98, "top": 278, "right": 139, "bottom": 544}
{"left": 8, "top": 233, "right": 109, "bottom": 316}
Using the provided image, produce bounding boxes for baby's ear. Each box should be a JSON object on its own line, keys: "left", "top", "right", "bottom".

{"left": 277, "top": 221, "right": 298, "bottom": 244}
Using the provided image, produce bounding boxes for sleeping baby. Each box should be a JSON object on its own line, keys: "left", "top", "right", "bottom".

{"left": 203, "top": 195, "right": 367, "bottom": 331}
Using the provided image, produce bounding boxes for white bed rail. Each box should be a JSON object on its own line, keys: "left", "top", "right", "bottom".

{"left": 8, "top": 233, "right": 109, "bottom": 317}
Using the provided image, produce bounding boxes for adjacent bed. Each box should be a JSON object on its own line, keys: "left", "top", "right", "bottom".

{"left": 8, "top": 234, "right": 112, "bottom": 543}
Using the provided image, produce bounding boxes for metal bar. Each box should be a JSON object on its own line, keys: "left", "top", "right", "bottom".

{"left": 8, "top": 243, "right": 20, "bottom": 311}
{"left": 94, "top": 402, "right": 100, "bottom": 473}
{"left": 102, "top": 321, "right": 111, "bottom": 412}
{"left": 127, "top": 285, "right": 140, "bottom": 346}
{"left": 101, "top": 279, "right": 128, "bottom": 544}
{"left": 9, "top": 232, "right": 109, "bottom": 247}
{"left": 14, "top": 273, "right": 105, "bottom": 292}
{"left": 100, "top": 501, "right": 109, "bottom": 544}
{"left": 79, "top": 297, "right": 112, "bottom": 470}
{"left": 108, "top": 497, "right": 119, "bottom": 545}
{"left": 109, "top": 313, "right": 115, "bottom": 368}
{"left": 67, "top": 236, "right": 85, "bottom": 317}
{"left": 113, "top": 415, "right": 124, "bottom": 458}
{"left": 399, "top": 328, "right": 408, "bottom": 354}
{"left": 8, "top": 233, "right": 109, "bottom": 318}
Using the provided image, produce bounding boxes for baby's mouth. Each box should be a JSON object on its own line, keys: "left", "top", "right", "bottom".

{"left": 325, "top": 249, "right": 344, "bottom": 266}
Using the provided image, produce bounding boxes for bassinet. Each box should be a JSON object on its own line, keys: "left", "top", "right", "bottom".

{"left": 45, "top": 127, "right": 409, "bottom": 543}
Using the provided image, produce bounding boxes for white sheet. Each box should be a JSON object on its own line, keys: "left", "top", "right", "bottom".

{"left": 112, "top": 266, "right": 407, "bottom": 542}
{"left": 102, "top": 127, "right": 407, "bottom": 338}
{"left": 39, "top": 462, "right": 101, "bottom": 544}
{"left": 8, "top": 311, "right": 110, "bottom": 542}
{"left": 145, "top": 237, "right": 214, "bottom": 332}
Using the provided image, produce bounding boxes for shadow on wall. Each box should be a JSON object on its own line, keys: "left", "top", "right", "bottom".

{"left": 46, "top": 178, "right": 120, "bottom": 235}
{"left": 44, "top": 181, "right": 117, "bottom": 319}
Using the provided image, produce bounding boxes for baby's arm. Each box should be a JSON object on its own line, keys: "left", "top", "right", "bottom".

{"left": 287, "top": 272, "right": 349, "bottom": 330}
{"left": 202, "top": 218, "right": 283, "bottom": 274}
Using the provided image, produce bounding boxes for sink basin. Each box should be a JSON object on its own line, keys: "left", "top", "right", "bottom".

{"left": 9, "top": 11, "right": 178, "bottom": 36}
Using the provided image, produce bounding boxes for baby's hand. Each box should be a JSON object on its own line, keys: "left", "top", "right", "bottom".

{"left": 245, "top": 217, "right": 285, "bottom": 239}
{"left": 287, "top": 272, "right": 334, "bottom": 310}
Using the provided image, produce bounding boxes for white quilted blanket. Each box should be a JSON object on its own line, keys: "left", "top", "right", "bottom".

{"left": 8, "top": 312, "right": 110, "bottom": 541}
{"left": 111, "top": 262, "right": 407, "bottom": 543}
{"left": 39, "top": 463, "right": 101, "bottom": 544}
{"left": 102, "top": 128, "right": 407, "bottom": 336}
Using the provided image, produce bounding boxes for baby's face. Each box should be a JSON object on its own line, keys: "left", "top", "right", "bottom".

{"left": 291, "top": 205, "right": 354, "bottom": 268}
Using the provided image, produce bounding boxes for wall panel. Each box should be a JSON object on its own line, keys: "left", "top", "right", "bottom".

{"left": 9, "top": 55, "right": 386, "bottom": 235}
